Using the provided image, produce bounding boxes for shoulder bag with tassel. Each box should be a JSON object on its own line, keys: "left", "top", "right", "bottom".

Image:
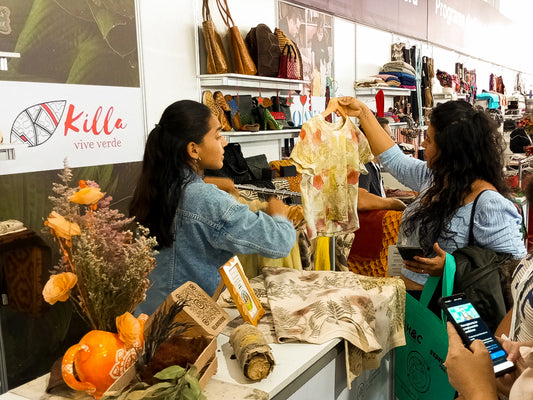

{"left": 215, "top": 0, "right": 257, "bottom": 75}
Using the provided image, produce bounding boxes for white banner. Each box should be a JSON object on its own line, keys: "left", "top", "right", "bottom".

{"left": 0, "top": 81, "right": 144, "bottom": 175}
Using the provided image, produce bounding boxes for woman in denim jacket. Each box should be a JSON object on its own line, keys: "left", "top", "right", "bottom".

{"left": 130, "top": 100, "right": 296, "bottom": 314}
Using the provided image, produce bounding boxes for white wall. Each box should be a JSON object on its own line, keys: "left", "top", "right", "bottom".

{"left": 332, "top": 17, "right": 355, "bottom": 98}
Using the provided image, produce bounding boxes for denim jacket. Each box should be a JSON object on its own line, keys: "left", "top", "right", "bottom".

{"left": 137, "top": 171, "right": 296, "bottom": 315}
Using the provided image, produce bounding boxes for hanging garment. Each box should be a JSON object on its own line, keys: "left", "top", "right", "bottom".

{"left": 290, "top": 115, "right": 373, "bottom": 238}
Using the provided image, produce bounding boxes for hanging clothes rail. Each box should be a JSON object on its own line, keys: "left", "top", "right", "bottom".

{"left": 234, "top": 184, "right": 302, "bottom": 198}
{"left": 235, "top": 183, "right": 337, "bottom": 271}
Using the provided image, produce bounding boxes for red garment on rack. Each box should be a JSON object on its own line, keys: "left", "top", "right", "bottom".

{"left": 376, "top": 89, "right": 385, "bottom": 118}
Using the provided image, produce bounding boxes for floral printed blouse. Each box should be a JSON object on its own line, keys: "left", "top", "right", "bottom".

{"left": 290, "top": 114, "right": 373, "bottom": 238}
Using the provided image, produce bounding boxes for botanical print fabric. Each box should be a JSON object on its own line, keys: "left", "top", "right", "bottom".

{"left": 217, "top": 266, "right": 405, "bottom": 385}
{"left": 262, "top": 267, "right": 405, "bottom": 384}
{"left": 290, "top": 115, "right": 373, "bottom": 239}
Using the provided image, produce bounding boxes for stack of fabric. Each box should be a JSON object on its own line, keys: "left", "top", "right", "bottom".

{"left": 379, "top": 61, "right": 416, "bottom": 89}
{"left": 373, "top": 74, "right": 401, "bottom": 87}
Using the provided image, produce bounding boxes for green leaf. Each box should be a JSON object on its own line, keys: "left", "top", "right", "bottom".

{"left": 154, "top": 365, "right": 187, "bottom": 381}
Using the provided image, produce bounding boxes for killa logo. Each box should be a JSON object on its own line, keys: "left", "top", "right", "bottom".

{"left": 10, "top": 101, "right": 127, "bottom": 147}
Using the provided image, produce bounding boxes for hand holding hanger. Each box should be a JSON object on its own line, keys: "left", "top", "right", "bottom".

{"left": 321, "top": 97, "right": 347, "bottom": 120}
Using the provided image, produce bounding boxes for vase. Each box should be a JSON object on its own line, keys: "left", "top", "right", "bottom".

{"left": 61, "top": 330, "right": 138, "bottom": 399}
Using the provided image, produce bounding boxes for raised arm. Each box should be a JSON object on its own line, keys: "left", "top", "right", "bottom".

{"left": 337, "top": 96, "right": 395, "bottom": 156}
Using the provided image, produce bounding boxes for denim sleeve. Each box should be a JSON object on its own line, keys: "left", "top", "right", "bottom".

{"left": 378, "top": 145, "right": 432, "bottom": 192}
{"left": 216, "top": 200, "right": 297, "bottom": 259}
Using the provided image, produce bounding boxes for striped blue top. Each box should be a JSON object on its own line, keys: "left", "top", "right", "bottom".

{"left": 379, "top": 145, "right": 526, "bottom": 285}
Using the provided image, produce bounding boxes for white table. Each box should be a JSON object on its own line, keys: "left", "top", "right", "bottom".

{"left": 0, "top": 333, "right": 394, "bottom": 400}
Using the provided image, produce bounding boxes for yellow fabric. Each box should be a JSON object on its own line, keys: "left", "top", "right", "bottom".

{"left": 314, "top": 236, "right": 331, "bottom": 271}
{"left": 236, "top": 199, "right": 303, "bottom": 278}
{"left": 238, "top": 240, "right": 303, "bottom": 279}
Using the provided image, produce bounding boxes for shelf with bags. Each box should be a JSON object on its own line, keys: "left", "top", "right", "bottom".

{"left": 198, "top": 74, "right": 306, "bottom": 92}
{"left": 223, "top": 128, "right": 300, "bottom": 143}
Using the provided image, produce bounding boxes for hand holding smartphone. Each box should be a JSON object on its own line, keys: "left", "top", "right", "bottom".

{"left": 439, "top": 293, "right": 515, "bottom": 376}
{"left": 397, "top": 245, "right": 424, "bottom": 261}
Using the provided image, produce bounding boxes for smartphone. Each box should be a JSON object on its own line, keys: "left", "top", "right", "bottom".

{"left": 439, "top": 293, "right": 515, "bottom": 376}
{"left": 397, "top": 245, "right": 424, "bottom": 261}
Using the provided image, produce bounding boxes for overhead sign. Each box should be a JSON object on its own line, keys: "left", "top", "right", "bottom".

{"left": 290, "top": 0, "right": 510, "bottom": 59}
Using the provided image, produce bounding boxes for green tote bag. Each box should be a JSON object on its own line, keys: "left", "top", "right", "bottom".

{"left": 395, "top": 253, "right": 456, "bottom": 400}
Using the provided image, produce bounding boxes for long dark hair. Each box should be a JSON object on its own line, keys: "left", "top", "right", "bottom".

{"left": 402, "top": 100, "right": 509, "bottom": 252}
{"left": 130, "top": 100, "right": 212, "bottom": 248}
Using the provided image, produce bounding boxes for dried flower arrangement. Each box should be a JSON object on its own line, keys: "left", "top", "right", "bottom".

{"left": 42, "top": 165, "right": 158, "bottom": 332}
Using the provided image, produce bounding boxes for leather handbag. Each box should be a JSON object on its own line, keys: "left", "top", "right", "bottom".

{"left": 245, "top": 24, "right": 281, "bottom": 77}
{"left": 275, "top": 28, "right": 303, "bottom": 80}
{"left": 216, "top": 0, "right": 257, "bottom": 75}
{"left": 201, "top": 0, "right": 229, "bottom": 74}
{"left": 278, "top": 43, "right": 299, "bottom": 80}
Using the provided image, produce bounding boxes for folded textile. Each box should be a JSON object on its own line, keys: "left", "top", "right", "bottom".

{"left": 380, "top": 61, "right": 416, "bottom": 76}
{"left": 373, "top": 73, "right": 399, "bottom": 82}
{"left": 380, "top": 71, "right": 415, "bottom": 86}
{"left": 354, "top": 77, "right": 388, "bottom": 88}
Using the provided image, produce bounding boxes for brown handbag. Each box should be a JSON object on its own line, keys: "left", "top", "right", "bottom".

{"left": 202, "top": 0, "right": 229, "bottom": 74}
{"left": 215, "top": 0, "right": 257, "bottom": 75}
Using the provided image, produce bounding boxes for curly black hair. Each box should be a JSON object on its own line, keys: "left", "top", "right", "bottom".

{"left": 402, "top": 100, "right": 509, "bottom": 252}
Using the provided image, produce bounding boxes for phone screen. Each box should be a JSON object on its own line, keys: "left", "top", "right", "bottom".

{"left": 439, "top": 294, "right": 515, "bottom": 376}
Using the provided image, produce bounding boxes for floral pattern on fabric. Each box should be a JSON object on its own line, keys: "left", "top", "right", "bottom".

{"left": 263, "top": 267, "right": 405, "bottom": 383}
{"left": 290, "top": 115, "right": 373, "bottom": 238}
{"left": 218, "top": 268, "right": 406, "bottom": 385}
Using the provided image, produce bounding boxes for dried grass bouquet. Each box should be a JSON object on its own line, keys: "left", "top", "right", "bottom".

{"left": 42, "top": 165, "right": 158, "bottom": 332}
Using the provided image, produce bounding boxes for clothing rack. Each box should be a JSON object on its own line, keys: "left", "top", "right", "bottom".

{"left": 234, "top": 184, "right": 302, "bottom": 198}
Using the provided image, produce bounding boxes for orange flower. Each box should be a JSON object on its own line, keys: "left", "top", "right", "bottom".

{"left": 70, "top": 186, "right": 104, "bottom": 205}
{"left": 42, "top": 272, "right": 78, "bottom": 305}
{"left": 45, "top": 211, "right": 81, "bottom": 240}
{"left": 116, "top": 312, "right": 148, "bottom": 350}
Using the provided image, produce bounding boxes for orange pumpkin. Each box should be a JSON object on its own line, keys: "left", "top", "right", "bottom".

{"left": 62, "top": 330, "right": 138, "bottom": 399}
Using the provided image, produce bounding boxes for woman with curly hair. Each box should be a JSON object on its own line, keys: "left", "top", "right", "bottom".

{"left": 337, "top": 98, "right": 526, "bottom": 289}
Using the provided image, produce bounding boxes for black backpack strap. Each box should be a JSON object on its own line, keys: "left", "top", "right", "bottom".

{"left": 468, "top": 189, "right": 491, "bottom": 246}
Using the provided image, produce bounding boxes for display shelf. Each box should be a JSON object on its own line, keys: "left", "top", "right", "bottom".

{"left": 199, "top": 73, "right": 306, "bottom": 92}
{"left": 0, "top": 52, "right": 20, "bottom": 71}
{"left": 223, "top": 128, "right": 300, "bottom": 143}
{"left": 354, "top": 86, "right": 412, "bottom": 97}
{"left": 389, "top": 122, "right": 408, "bottom": 128}
{"left": 433, "top": 92, "right": 467, "bottom": 101}
{"left": 0, "top": 52, "right": 20, "bottom": 58}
